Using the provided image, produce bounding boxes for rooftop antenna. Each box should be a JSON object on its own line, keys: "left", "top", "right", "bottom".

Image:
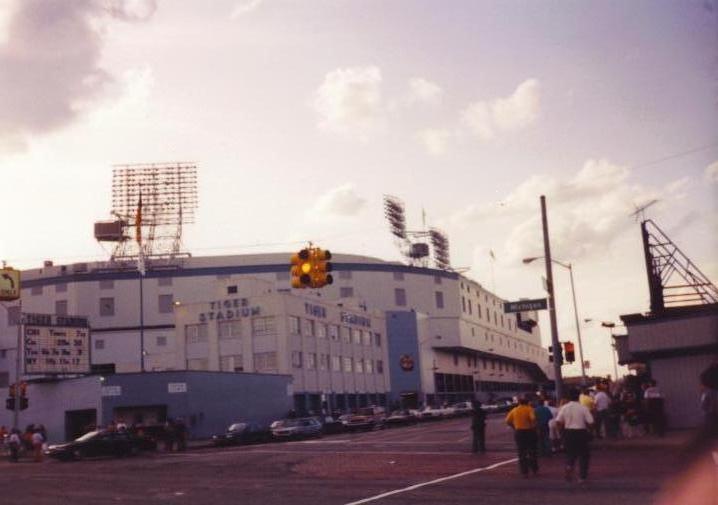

{"left": 630, "top": 199, "right": 659, "bottom": 222}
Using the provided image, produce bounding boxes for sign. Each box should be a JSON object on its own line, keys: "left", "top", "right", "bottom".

{"left": 399, "top": 354, "right": 415, "bottom": 371}
{"left": 23, "top": 313, "right": 90, "bottom": 375}
{"left": 0, "top": 268, "right": 20, "bottom": 301}
{"left": 101, "top": 385, "right": 122, "bottom": 397}
{"left": 198, "top": 298, "right": 260, "bottom": 323}
{"left": 167, "top": 382, "right": 187, "bottom": 394}
{"left": 504, "top": 298, "right": 548, "bottom": 313}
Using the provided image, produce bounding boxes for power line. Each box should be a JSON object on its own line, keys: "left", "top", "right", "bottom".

{"left": 631, "top": 141, "right": 718, "bottom": 170}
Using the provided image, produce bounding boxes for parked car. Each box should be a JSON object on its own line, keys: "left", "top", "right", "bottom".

{"left": 451, "top": 401, "right": 474, "bottom": 416}
{"left": 385, "top": 409, "right": 418, "bottom": 427}
{"left": 45, "top": 430, "right": 157, "bottom": 461}
{"left": 270, "top": 417, "right": 323, "bottom": 439}
{"left": 211, "top": 422, "right": 271, "bottom": 447}
{"left": 344, "top": 406, "right": 386, "bottom": 431}
{"left": 416, "top": 405, "right": 449, "bottom": 420}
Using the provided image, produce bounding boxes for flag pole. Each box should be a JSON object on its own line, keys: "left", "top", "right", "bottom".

{"left": 136, "top": 190, "right": 145, "bottom": 373}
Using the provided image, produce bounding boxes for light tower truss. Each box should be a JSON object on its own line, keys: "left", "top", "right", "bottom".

{"left": 96, "top": 162, "right": 198, "bottom": 261}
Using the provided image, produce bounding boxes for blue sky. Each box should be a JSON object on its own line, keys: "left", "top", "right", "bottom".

{"left": 0, "top": 0, "right": 716, "bottom": 377}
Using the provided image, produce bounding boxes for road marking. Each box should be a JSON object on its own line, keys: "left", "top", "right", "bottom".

{"left": 343, "top": 457, "right": 518, "bottom": 505}
{"left": 244, "top": 449, "right": 473, "bottom": 456}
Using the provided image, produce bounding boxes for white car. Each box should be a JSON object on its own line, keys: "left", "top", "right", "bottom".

{"left": 451, "top": 401, "right": 474, "bottom": 416}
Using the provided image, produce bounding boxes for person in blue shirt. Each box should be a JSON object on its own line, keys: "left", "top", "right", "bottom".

{"left": 533, "top": 398, "right": 554, "bottom": 457}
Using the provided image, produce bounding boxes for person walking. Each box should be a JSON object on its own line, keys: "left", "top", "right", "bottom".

{"left": 643, "top": 380, "right": 665, "bottom": 436}
{"left": 556, "top": 388, "right": 594, "bottom": 483}
{"left": 533, "top": 399, "right": 553, "bottom": 456}
{"left": 7, "top": 429, "right": 21, "bottom": 462}
{"left": 31, "top": 428, "right": 44, "bottom": 462}
{"left": 471, "top": 400, "right": 486, "bottom": 453}
{"left": 505, "top": 396, "right": 538, "bottom": 477}
{"left": 593, "top": 385, "right": 611, "bottom": 439}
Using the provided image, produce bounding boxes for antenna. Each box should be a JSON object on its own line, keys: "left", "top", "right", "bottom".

{"left": 95, "top": 162, "right": 198, "bottom": 261}
{"left": 630, "top": 199, "right": 659, "bottom": 222}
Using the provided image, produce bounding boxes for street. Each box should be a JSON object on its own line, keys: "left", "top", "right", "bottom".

{"left": 0, "top": 415, "right": 687, "bottom": 505}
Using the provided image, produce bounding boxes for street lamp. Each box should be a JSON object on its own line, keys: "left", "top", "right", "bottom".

{"left": 523, "top": 256, "right": 587, "bottom": 384}
{"left": 601, "top": 321, "right": 620, "bottom": 382}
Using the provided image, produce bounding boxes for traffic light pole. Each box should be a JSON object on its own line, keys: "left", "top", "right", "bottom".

{"left": 541, "top": 196, "right": 564, "bottom": 401}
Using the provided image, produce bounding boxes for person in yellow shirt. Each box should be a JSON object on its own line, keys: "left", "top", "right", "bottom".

{"left": 505, "top": 396, "right": 538, "bottom": 477}
{"left": 579, "top": 388, "right": 596, "bottom": 411}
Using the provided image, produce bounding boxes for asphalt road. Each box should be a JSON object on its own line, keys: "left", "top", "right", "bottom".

{"left": 0, "top": 415, "right": 685, "bottom": 505}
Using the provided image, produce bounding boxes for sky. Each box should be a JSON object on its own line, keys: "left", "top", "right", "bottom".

{"left": 0, "top": 0, "right": 717, "bottom": 378}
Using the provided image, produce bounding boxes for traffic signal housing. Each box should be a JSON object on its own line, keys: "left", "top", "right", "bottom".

{"left": 290, "top": 247, "right": 333, "bottom": 289}
{"left": 291, "top": 249, "right": 312, "bottom": 288}
{"left": 563, "top": 341, "right": 576, "bottom": 363}
{"left": 310, "top": 248, "right": 333, "bottom": 288}
{"left": 548, "top": 345, "right": 563, "bottom": 364}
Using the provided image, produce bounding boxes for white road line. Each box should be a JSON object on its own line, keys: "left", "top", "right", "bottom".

{"left": 243, "top": 449, "right": 472, "bottom": 456}
{"left": 343, "top": 457, "right": 518, "bottom": 505}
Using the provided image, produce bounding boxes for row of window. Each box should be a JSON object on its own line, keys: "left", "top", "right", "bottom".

{"left": 450, "top": 353, "right": 523, "bottom": 374}
{"left": 291, "top": 351, "right": 384, "bottom": 374}
{"left": 185, "top": 317, "right": 276, "bottom": 343}
{"left": 29, "top": 277, "right": 174, "bottom": 296}
{"left": 187, "top": 351, "right": 277, "bottom": 372}
{"left": 461, "top": 295, "right": 514, "bottom": 331}
{"left": 288, "top": 317, "right": 382, "bottom": 346}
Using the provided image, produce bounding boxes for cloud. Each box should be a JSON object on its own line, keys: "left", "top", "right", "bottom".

{"left": 462, "top": 78, "right": 541, "bottom": 140}
{"left": 417, "top": 128, "right": 452, "bottom": 156}
{"left": 0, "top": 0, "right": 157, "bottom": 150}
{"left": 230, "top": 0, "right": 264, "bottom": 19}
{"left": 311, "top": 184, "right": 367, "bottom": 217}
{"left": 706, "top": 160, "right": 718, "bottom": 183}
{"left": 313, "top": 66, "right": 385, "bottom": 139}
{"left": 407, "top": 77, "right": 443, "bottom": 106}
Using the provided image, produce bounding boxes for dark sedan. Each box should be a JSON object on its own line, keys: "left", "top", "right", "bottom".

{"left": 45, "top": 430, "right": 157, "bottom": 461}
{"left": 211, "top": 422, "right": 271, "bottom": 447}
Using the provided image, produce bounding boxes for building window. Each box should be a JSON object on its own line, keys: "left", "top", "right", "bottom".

{"left": 95, "top": 339, "right": 105, "bottom": 350}
{"left": 339, "top": 287, "right": 354, "bottom": 298}
{"left": 306, "top": 353, "right": 317, "bottom": 370}
{"left": 365, "top": 360, "right": 374, "bottom": 374}
{"left": 393, "top": 271, "right": 404, "bottom": 281}
{"left": 252, "top": 317, "right": 276, "bottom": 336}
{"left": 374, "top": 332, "right": 382, "bottom": 347}
{"left": 461, "top": 296, "right": 466, "bottom": 313}
{"left": 509, "top": 319, "right": 512, "bottom": 330}
{"left": 276, "top": 271, "right": 290, "bottom": 281}
{"left": 158, "top": 294, "right": 174, "bottom": 314}
{"left": 338, "top": 270, "right": 352, "bottom": 280}
{"left": 486, "top": 307, "right": 490, "bottom": 320}
{"left": 185, "top": 324, "right": 208, "bottom": 343}
{"left": 434, "top": 275, "right": 442, "bottom": 285}
{"left": 341, "top": 326, "right": 351, "bottom": 343}
{"left": 501, "top": 314, "right": 504, "bottom": 327}
{"left": 477, "top": 304, "right": 482, "bottom": 319}
{"left": 362, "top": 330, "right": 371, "bottom": 346}
{"left": 355, "top": 358, "right": 364, "bottom": 373}
{"left": 302, "top": 319, "right": 315, "bottom": 337}
{"left": 292, "top": 351, "right": 303, "bottom": 368}
{"left": 99, "top": 297, "right": 115, "bottom": 317}
{"left": 435, "top": 291, "right": 444, "bottom": 309}
{"left": 317, "top": 323, "right": 327, "bottom": 339}
{"left": 343, "top": 357, "right": 353, "bottom": 372}
{"left": 158, "top": 277, "right": 173, "bottom": 286}
{"left": 352, "top": 328, "right": 362, "bottom": 344}
{"left": 187, "top": 358, "right": 209, "bottom": 371}
{"left": 156, "top": 336, "right": 167, "bottom": 347}
{"left": 467, "top": 300, "right": 472, "bottom": 315}
{"left": 329, "top": 324, "right": 339, "bottom": 341}
{"left": 218, "top": 320, "right": 241, "bottom": 339}
{"left": 30, "top": 286, "right": 43, "bottom": 296}
{"left": 227, "top": 285, "right": 238, "bottom": 294}
{"left": 99, "top": 279, "right": 114, "bottom": 290}
{"left": 376, "top": 360, "right": 384, "bottom": 374}
{"left": 331, "top": 355, "right": 341, "bottom": 371}
{"left": 319, "top": 354, "right": 329, "bottom": 370}
{"left": 494, "top": 312, "right": 498, "bottom": 325}
{"left": 254, "top": 352, "right": 277, "bottom": 372}
{"left": 289, "top": 316, "right": 301, "bottom": 335}
{"left": 394, "top": 288, "right": 407, "bottom": 307}
{"left": 55, "top": 283, "right": 68, "bottom": 293}
{"left": 55, "top": 300, "right": 68, "bottom": 316}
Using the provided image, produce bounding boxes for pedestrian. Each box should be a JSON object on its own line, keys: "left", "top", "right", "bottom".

{"left": 471, "top": 400, "right": 486, "bottom": 453}
{"left": 533, "top": 399, "right": 553, "bottom": 456}
{"left": 643, "top": 380, "right": 665, "bottom": 436}
{"left": 505, "top": 396, "right": 538, "bottom": 477}
{"left": 164, "top": 419, "right": 176, "bottom": 452}
{"left": 7, "top": 429, "right": 21, "bottom": 462}
{"left": 699, "top": 363, "right": 718, "bottom": 436}
{"left": 32, "top": 428, "right": 44, "bottom": 462}
{"left": 175, "top": 418, "right": 187, "bottom": 451}
{"left": 555, "top": 388, "right": 594, "bottom": 483}
{"left": 546, "top": 399, "right": 562, "bottom": 453}
{"left": 593, "top": 385, "right": 611, "bottom": 439}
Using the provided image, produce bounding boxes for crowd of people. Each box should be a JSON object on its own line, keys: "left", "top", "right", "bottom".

{"left": 0, "top": 423, "right": 47, "bottom": 463}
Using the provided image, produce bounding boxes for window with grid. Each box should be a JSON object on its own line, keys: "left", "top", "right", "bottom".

{"left": 302, "top": 319, "right": 315, "bottom": 337}
{"left": 352, "top": 328, "right": 362, "bottom": 344}
{"left": 435, "top": 291, "right": 444, "bottom": 309}
{"left": 292, "top": 351, "right": 303, "bottom": 368}
{"left": 306, "top": 352, "right": 317, "bottom": 370}
{"left": 376, "top": 360, "right": 384, "bottom": 374}
{"left": 374, "top": 332, "right": 382, "bottom": 347}
{"left": 55, "top": 300, "right": 68, "bottom": 316}
{"left": 99, "top": 297, "right": 115, "bottom": 317}
{"left": 158, "top": 294, "right": 174, "bottom": 314}
{"left": 341, "top": 326, "right": 351, "bottom": 343}
{"left": 319, "top": 354, "right": 329, "bottom": 370}
{"left": 252, "top": 317, "right": 276, "bottom": 336}
{"left": 254, "top": 352, "right": 277, "bottom": 372}
{"left": 331, "top": 355, "right": 341, "bottom": 371}
{"left": 185, "top": 324, "right": 208, "bottom": 343}
{"left": 338, "top": 270, "right": 352, "bottom": 280}
{"left": 365, "top": 360, "right": 374, "bottom": 374}
{"left": 394, "top": 288, "right": 407, "bottom": 307}
{"left": 339, "top": 287, "right": 354, "bottom": 298}
{"left": 362, "top": 330, "right": 371, "bottom": 346}
{"left": 343, "top": 356, "right": 353, "bottom": 372}
{"left": 156, "top": 336, "right": 167, "bottom": 347}
{"left": 289, "top": 316, "right": 301, "bottom": 335}
{"left": 317, "top": 323, "right": 327, "bottom": 339}
{"left": 329, "top": 325, "right": 339, "bottom": 341}
{"left": 355, "top": 358, "right": 364, "bottom": 373}
{"left": 95, "top": 339, "right": 105, "bottom": 350}
{"left": 218, "top": 320, "right": 241, "bottom": 339}
{"left": 55, "top": 283, "right": 68, "bottom": 293}
{"left": 187, "top": 358, "right": 209, "bottom": 370}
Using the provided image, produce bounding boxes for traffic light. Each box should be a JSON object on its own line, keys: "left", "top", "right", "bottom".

{"left": 563, "top": 341, "right": 576, "bottom": 363}
{"left": 20, "top": 397, "right": 28, "bottom": 410}
{"left": 548, "top": 345, "right": 563, "bottom": 364}
{"left": 290, "top": 247, "right": 333, "bottom": 289}
{"left": 9, "top": 383, "right": 16, "bottom": 398}
{"left": 6, "top": 398, "right": 14, "bottom": 410}
{"left": 291, "top": 249, "right": 312, "bottom": 288}
{"left": 310, "top": 248, "right": 333, "bottom": 288}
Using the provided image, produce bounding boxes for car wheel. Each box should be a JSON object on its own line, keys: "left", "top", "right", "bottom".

{"left": 72, "top": 449, "right": 84, "bottom": 461}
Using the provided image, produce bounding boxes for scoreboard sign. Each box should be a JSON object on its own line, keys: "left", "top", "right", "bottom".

{"left": 23, "top": 313, "right": 90, "bottom": 375}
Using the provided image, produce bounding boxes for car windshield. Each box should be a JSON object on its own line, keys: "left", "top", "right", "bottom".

{"left": 75, "top": 430, "right": 102, "bottom": 442}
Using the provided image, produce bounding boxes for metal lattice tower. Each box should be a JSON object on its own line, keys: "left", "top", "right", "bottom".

{"left": 641, "top": 219, "right": 718, "bottom": 311}
{"left": 97, "top": 162, "right": 198, "bottom": 260}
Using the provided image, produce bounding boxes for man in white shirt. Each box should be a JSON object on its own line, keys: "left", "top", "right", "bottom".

{"left": 556, "top": 388, "right": 594, "bottom": 483}
{"left": 593, "top": 386, "right": 611, "bottom": 439}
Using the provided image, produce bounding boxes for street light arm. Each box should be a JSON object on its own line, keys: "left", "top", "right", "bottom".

{"left": 522, "top": 256, "right": 570, "bottom": 269}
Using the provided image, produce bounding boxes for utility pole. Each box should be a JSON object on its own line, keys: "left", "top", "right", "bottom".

{"left": 567, "top": 264, "right": 587, "bottom": 385}
{"left": 541, "top": 195, "right": 564, "bottom": 400}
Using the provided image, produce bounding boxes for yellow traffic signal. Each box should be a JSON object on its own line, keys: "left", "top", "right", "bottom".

{"left": 310, "top": 248, "right": 333, "bottom": 288}
{"left": 291, "top": 249, "right": 312, "bottom": 288}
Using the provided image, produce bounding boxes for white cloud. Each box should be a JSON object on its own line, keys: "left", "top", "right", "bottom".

{"left": 407, "top": 77, "right": 443, "bottom": 106}
{"left": 462, "top": 78, "right": 541, "bottom": 141}
{"left": 313, "top": 66, "right": 385, "bottom": 139}
{"left": 705, "top": 160, "right": 718, "bottom": 183}
{"left": 0, "top": 0, "right": 157, "bottom": 151}
{"left": 311, "top": 184, "right": 367, "bottom": 217}
{"left": 417, "top": 128, "right": 452, "bottom": 156}
{"left": 230, "top": 0, "right": 264, "bottom": 19}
